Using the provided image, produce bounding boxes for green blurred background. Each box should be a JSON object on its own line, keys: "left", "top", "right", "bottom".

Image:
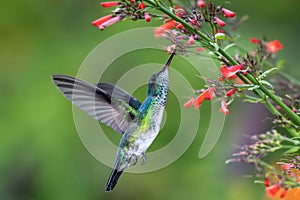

{"left": 1, "top": 0, "right": 299, "bottom": 199}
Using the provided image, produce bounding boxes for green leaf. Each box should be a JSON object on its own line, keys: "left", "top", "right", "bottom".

{"left": 234, "top": 84, "right": 257, "bottom": 89}
{"left": 258, "top": 67, "right": 277, "bottom": 79}
{"left": 215, "top": 33, "right": 228, "bottom": 41}
{"left": 284, "top": 147, "right": 300, "bottom": 154}
{"left": 261, "top": 80, "right": 273, "bottom": 89}
{"left": 248, "top": 85, "right": 260, "bottom": 91}
{"left": 210, "top": 42, "right": 219, "bottom": 51}
{"left": 243, "top": 96, "right": 264, "bottom": 103}
{"left": 224, "top": 43, "right": 236, "bottom": 51}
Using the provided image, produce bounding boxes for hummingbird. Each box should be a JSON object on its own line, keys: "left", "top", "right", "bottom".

{"left": 51, "top": 51, "right": 175, "bottom": 191}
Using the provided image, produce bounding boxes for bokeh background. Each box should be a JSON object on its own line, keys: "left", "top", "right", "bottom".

{"left": 1, "top": 0, "right": 299, "bottom": 200}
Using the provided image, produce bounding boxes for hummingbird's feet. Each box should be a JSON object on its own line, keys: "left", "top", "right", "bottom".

{"left": 128, "top": 154, "right": 138, "bottom": 166}
{"left": 128, "top": 153, "right": 147, "bottom": 166}
{"left": 141, "top": 153, "right": 147, "bottom": 165}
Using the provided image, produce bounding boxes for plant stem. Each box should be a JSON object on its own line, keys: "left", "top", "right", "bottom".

{"left": 145, "top": 0, "right": 300, "bottom": 125}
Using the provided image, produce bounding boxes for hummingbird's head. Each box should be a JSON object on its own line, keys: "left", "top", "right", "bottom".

{"left": 147, "top": 52, "right": 175, "bottom": 101}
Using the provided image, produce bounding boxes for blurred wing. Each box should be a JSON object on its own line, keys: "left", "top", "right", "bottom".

{"left": 51, "top": 74, "right": 142, "bottom": 134}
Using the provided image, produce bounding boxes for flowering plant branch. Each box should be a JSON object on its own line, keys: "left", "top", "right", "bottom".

{"left": 92, "top": 0, "right": 300, "bottom": 198}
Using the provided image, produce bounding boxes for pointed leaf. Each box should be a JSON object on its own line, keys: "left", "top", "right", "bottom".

{"left": 215, "top": 33, "right": 228, "bottom": 41}
{"left": 258, "top": 67, "right": 277, "bottom": 79}
{"left": 248, "top": 85, "right": 260, "bottom": 91}
{"left": 284, "top": 147, "right": 300, "bottom": 154}
{"left": 224, "top": 43, "right": 236, "bottom": 51}
{"left": 261, "top": 80, "right": 274, "bottom": 89}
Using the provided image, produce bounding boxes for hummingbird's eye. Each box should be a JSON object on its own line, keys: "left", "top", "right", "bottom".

{"left": 151, "top": 84, "right": 158, "bottom": 96}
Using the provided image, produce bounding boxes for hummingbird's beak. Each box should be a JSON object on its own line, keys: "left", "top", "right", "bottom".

{"left": 162, "top": 50, "right": 176, "bottom": 72}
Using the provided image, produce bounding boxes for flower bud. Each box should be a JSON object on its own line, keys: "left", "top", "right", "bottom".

{"left": 197, "top": 0, "right": 205, "bottom": 8}
{"left": 214, "top": 17, "right": 226, "bottom": 27}
{"left": 144, "top": 12, "right": 151, "bottom": 22}
{"left": 100, "top": 1, "right": 119, "bottom": 8}
{"left": 221, "top": 8, "right": 236, "bottom": 18}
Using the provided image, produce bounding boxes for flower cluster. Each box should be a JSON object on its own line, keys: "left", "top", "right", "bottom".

{"left": 227, "top": 130, "right": 300, "bottom": 199}
{"left": 250, "top": 38, "right": 283, "bottom": 54}
{"left": 92, "top": 1, "right": 152, "bottom": 30}
{"left": 184, "top": 64, "right": 245, "bottom": 115}
{"left": 264, "top": 159, "right": 300, "bottom": 199}
{"left": 154, "top": 1, "right": 236, "bottom": 36}
{"left": 227, "top": 130, "right": 293, "bottom": 164}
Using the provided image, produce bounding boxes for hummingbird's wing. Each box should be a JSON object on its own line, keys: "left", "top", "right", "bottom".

{"left": 51, "top": 74, "right": 142, "bottom": 134}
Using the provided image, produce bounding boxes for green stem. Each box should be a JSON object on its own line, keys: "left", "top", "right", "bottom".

{"left": 145, "top": 0, "right": 300, "bottom": 125}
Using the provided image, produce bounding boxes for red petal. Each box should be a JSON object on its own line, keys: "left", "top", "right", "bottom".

{"left": 265, "top": 185, "right": 280, "bottom": 198}
{"left": 144, "top": 12, "right": 151, "bottom": 22}
{"left": 195, "top": 89, "right": 209, "bottom": 107}
{"left": 214, "top": 17, "right": 226, "bottom": 27}
{"left": 184, "top": 98, "right": 195, "bottom": 108}
{"left": 205, "top": 88, "right": 215, "bottom": 100}
{"left": 138, "top": 2, "right": 146, "bottom": 9}
{"left": 197, "top": 0, "right": 205, "bottom": 8}
{"left": 250, "top": 37, "right": 260, "bottom": 44}
{"left": 176, "top": 23, "right": 183, "bottom": 29}
{"left": 196, "top": 47, "right": 205, "bottom": 52}
{"left": 220, "top": 65, "right": 243, "bottom": 78}
{"left": 222, "top": 8, "right": 236, "bottom": 18}
{"left": 100, "top": 1, "right": 119, "bottom": 8}
{"left": 280, "top": 189, "right": 287, "bottom": 198}
{"left": 226, "top": 89, "right": 236, "bottom": 97}
{"left": 219, "top": 99, "right": 229, "bottom": 115}
{"left": 98, "top": 16, "right": 122, "bottom": 30}
{"left": 154, "top": 20, "right": 177, "bottom": 36}
{"left": 266, "top": 40, "right": 283, "bottom": 53}
{"left": 281, "top": 163, "right": 294, "bottom": 171}
{"left": 188, "top": 35, "right": 195, "bottom": 45}
{"left": 92, "top": 15, "right": 113, "bottom": 27}
{"left": 264, "top": 178, "right": 270, "bottom": 187}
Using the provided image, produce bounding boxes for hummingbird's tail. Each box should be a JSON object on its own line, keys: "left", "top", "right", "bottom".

{"left": 105, "top": 167, "right": 123, "bottom": 192}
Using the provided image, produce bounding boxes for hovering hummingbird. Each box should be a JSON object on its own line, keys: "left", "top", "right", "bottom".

{"left": 51, "top": 51, "right": 175, "bottom": 191}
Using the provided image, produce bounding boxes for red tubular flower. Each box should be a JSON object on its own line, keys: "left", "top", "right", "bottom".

{"left": 220, "top": 65, "right": 243, "bottom": 79}
{"left": 144, "top": 12, "right": 151, "bottom": 22}
{"left": 154, "top": 20, "right": 177, "bottom": 36}
{"left": 221, "top": 8, "right": 236, "bottom": 18}
{"left": 205, "top": 88, "right": 215, "bottom": 100}
{"left": 196, "top": 47, "right": 205, "bottom": 52}
{"left": 281, "top": 163, "right": 295, "bottom": 170}
{"left": 219, "top": 99, "right": 229, "bottom": 115}
{"left": 266, "top": 40, "right": 283, "bottom": 53}
{"left": 138, "top": 2, "right": 146, "bottom": 9}
{"left": 280, "top": 189, "right": 287, "bottom": 198}
{"left": 130, "top": 0, "right": 135, "bottom": 2}
{"left": 194, "top": 88, "right": 215, "bottom": 109}
{"left": 194, "top": 90, "right": 209, "bottom": 108}
{"left": 266, "top": 184, "right": 280, "bottom": 198}
{"left": 184, "top": 98, "right": 195, "bottom": 108}
{"left": 197, "top": 0, "right": 205, "bottom": 8}
{"left": 98, "top": 16, "right": 122, "bottom": 30}
{"left": 176, "top": 23, "right": 183, "bottom": 29}
{"left": 100, "top": 1, "right": 119, "bottom": 8}
{"left": 214, "top": 17, "right": 226, "bottom": 27}
{"left": 188, "top": 35, "right": 195, "bottom": 45}
{"left": 226, "top": 88, "right": 236, "bottom": 97}
{"left": 92, "top": 14, "right": 113, "bottom": 27}
{"left": 250, "top": 37, "right": 260, "bottom": 44}
{"left": 264, "top": 178, "right": 270, "bottom": 187}
{"left": 184, "top": 88, "right": 215, "bottom": 110}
